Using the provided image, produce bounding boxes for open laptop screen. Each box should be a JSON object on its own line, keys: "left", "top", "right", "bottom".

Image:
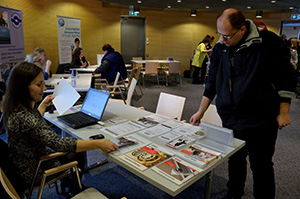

{"left": 80, "top": 88, "right": 110, "bottom": 120}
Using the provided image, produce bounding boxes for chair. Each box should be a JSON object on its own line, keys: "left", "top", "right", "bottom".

{"left": 111, "top": 78, "right": 137, "bottom": 105}
{"left": 155, "top": 92, "right": 186, "bottom": 121}
{"left": 56, "top": 63, "right": 71, "bottom": 74}
{"left": 132, "top": 57, "right": 143, "bottom": 68}
{"left": 201, "top": 104, "right": 222, "bottom": 126}
{"left": 142, "top": 62, "right": 159, "bottom": 87}
{"left": 0, "top": 138, "right": 81, "bottom": 199}
{"left": 165, "top": 61, "right": 182, "bottom": 86}
{"left": 0, "top": 167, "right": 109, "bottom": 199}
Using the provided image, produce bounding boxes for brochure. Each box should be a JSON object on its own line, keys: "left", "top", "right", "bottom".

{"left": 101, "top": 121, "right": 145, "bottom": 138}
{"left": 119, "top": 143, "right": 175, "bottom": 171}
{"left": 178, "top": 144, "right": 222, "bottom": 168}
{"left": 165, "top": 135, "right": 194, "bottom": 149}
{"left": 132, "top": 116, "right": 159, "bottom": 128}
{"left": 110, "top": 133, "right": 151, "bottom": 156}
{"left": 152, "top": 156, "right": 202, "bottom": 185}
{"left": 172, "top": 123, "right": 205, "bottom": 140}
{"left": 138, "top": 124, "right": 171, "bottom": 138}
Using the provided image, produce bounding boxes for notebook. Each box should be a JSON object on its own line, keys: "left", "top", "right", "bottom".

{"left": 57, "top": 88, "right": 110, "bottom": 129}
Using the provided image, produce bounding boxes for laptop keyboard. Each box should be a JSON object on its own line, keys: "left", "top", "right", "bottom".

{"left": 58, "top": 112, "right": 97, "bottom": 128}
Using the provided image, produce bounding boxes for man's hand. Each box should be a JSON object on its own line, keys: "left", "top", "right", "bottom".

{"left": 190, "top": 111, "right": 202, "bottom": 125}
{"left": 277, "top": 102, "right": 291, "bottom": 130}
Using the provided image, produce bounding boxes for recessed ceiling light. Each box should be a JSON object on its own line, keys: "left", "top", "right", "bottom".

{"left": 222, "top": 0, "right": 227, "bottom": 2}
{"left": 137, "top": 0, "right": 141, "bottom": 4}
{"left": 177, "top": 0, "right": 182, "bottom": 2}
{"left": 167, "top": 5, "right": 171, "bottom": 9}
{"left": 206, "top": 6, "right": 210, "bottom": 9}
{"left": 271, "top": 0, "right": 276, "bottom": 3}
{"left": 289, "top": 6, "right": 295, "bottom": 10}
{"left": 247, "top": 6, "right": 252, "bottom": 9}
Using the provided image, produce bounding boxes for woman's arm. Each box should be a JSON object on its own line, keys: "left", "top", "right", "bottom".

{"left": 76, "top": 139, "right": 119, "bottom": 153}
{"left": 38, "top": 95, "right": 54, "bottom": 116}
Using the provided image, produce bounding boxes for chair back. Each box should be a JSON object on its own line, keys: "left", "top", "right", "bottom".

{"left": 201, "top": 104, "right": 222, "bottom": 126}
{"left": 0, "top": 168, "right": 20, "bottom": 199}
{"left": 144, "top": 62, "right": 158, "bottom": 74}
{"left": 168, "top": 62, "right": 181, "bottom": 75}
{"left": 126, "top": 78, "right": 137, "bottom": 105}
{"left": 135, "top": 66, "right": 142, "bottom": 81}
{"left": 132, "top": 57, "right": 143, "bottom": 60}
{"left": 155, "top": 92, "right": 186, "bottom": 120}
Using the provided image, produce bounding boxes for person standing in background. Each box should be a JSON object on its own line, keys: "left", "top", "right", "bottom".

{"left": 191, "top": 38, "right": 212, "bottom": 84}
{"left": 190, "top": 8, "right": 295, "bottom": 199}
{"left": 199, "top": 35, "right": 215, "bottom": 84}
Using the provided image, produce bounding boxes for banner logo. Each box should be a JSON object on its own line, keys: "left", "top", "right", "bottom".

{"left": 58, "top": 18, "right": 65, "bottom": 27}
{"left": 10, "top": 12, "right": 22, "bottom": 29}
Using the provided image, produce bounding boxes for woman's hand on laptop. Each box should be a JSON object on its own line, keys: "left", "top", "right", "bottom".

{"left": 98, "top": 139, "right": 119, "bottom": 152}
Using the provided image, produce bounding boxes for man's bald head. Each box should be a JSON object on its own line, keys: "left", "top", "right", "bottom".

{"left": 217, "top": 8, "right": 245, "bottom": 30}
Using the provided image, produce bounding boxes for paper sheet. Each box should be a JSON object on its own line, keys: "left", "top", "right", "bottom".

{"left": 52, "top": 78, "right": 80, "bottom": 115}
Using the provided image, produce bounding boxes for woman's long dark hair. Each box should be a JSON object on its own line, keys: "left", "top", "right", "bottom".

{"left": 3, "top": 61, "right": 42, "bottom": 127}
{"left": 73, "top": 47, "right": 83, "bottom": 63}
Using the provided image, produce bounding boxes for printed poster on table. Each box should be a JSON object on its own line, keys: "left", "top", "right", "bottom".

{"left": 0, "top": 6, "right": 24, "bottom": 63}
{"left": 57, "top": 15, "right": 81, "bottom": 64}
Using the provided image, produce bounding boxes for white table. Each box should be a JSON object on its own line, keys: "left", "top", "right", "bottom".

{"left": 70, "top": 64, "right": 98, "bottom": 73}
{"left": 44, "top": 100, "right": 245, "bottom": 198}
{"left": 44, "top": 73, "right": 92, "bottom": 93}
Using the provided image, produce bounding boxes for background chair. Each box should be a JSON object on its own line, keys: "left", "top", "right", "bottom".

{"left": 111, "top": 78, "right": 137, "bottom": 105}
{"left": 155, "top": 92, "right": 186, "bottom": 121}
{"left": 56, "top": 63, "right": 71, "bottom": 74}
{"left": 165, "top": 61, "right": 182, "bottom": 86}
{"left": 201, "top": 104, "right": 222, "bottom": 126}
{"left": 142, "top": 62, "right": 159, "bottom": 88}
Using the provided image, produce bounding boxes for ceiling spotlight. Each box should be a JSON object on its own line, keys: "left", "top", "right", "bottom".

{"left": 256, "top": 10, "right": 263, "bottom": 18}
{"left": 167, "top": 5, "right": 171, "bottom": 9}
{"left": 137, "top": 0, "right": 142, "bottom": 4}
{"left": 222, "top": 0, "right": 227, "bottom": 2}
{"left": 177, "top": 0, "right": 182, "bottom": 2}
{"left": 289, "top": 6, "right": 295, "bottom": 10}
{"left": 206, "top": 6, "right": 210, "bottom": 9}
{"left": 271, "top": 0, "right": 276, "bottom": 3}
{"left": 247, "top": 6, "right": 252, "bottom": 9}
{"left": 191, "top": 9, "right": 197, "bottom": 17}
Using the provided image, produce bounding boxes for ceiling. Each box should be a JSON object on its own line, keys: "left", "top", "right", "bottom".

{"left": 101, "top": 0, "right": 300, "bottom": 12}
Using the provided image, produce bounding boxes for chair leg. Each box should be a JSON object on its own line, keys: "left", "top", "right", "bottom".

{"left": 166, "top": 74, "right": 168, "bottom": 86}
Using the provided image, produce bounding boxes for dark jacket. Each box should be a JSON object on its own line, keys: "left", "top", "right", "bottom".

{"left": 204, "top": 20, "right": 296, "bottom": 130}
{"left": 95, "top": 50, "right": 127, "bottom": 83}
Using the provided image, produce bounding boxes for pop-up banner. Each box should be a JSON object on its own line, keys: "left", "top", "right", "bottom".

{"left": 57, "top": 15, "right": 81, "bottom": 64}
{"left": 0, "top": 6, "right": 24, "bottom": 64}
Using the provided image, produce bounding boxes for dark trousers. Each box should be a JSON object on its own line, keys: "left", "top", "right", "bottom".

{"left": 192, "top": 66, "right": 201, "bottom": 84}
{"left": 227, "top": 121, "right": 278, "bottom": 199}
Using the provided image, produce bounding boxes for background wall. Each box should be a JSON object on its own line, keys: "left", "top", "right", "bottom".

{"left": 0, "top": 0, "right": 294, "bottom": 73}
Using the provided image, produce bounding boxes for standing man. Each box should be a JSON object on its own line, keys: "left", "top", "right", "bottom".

{"left": 190, "top": 8, "right": 295, "bottom": 199}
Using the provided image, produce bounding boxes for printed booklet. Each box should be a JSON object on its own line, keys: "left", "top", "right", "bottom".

{"left": 165, "top": 135, "right": 194, "bottom": 149}
{"left": 152, "top": 156, "right": 202, "bottom": 185}
{"left": 178, "top": 144, "right": 222, "bottom": 168}
{"left": 119, "top": 143, "right": 175, "bottom": 171}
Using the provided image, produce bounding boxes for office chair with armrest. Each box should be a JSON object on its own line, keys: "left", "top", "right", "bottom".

{"left": 111, "top": 78, "right": 137, "bottom": 105}
{"left": 155, "top": 92, "right": 186, "bottom": 121}
{"left": 1, "top": 165, "right": 110, "bottom": 199}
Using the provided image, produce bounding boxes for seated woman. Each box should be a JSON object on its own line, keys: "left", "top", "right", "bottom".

{"left": 94, "top": 44, "right": 127, "bottom": 83}
{"left": 24, "top": 53, "right": 51, "bottom": 80}
{"left": 3, "top": 61, "right": 118, "bottom": 189}
{"left": 71, "top": 48, "right": 90, "bottom": 68}
{"left": 33, "top": 47, "right": 52, "bottom": 80}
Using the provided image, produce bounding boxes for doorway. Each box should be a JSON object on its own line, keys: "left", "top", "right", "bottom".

{"left": 280, "top": 20, "right": 300, "bottom": 39}
{"left": 120, "top": 16, "right": 145, "bottom": 64}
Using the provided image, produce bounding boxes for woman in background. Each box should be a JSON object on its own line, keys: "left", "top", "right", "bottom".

{"left": 33, "top": 47, "right": 52, "bottom": 80}
{"left": 71, "top": 47, "right": 90, "bottom": 68}
{"left": 191, "top": 37, "right": 212, "bottom": 84}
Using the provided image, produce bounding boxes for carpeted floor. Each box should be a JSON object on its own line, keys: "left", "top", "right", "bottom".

{"left": 1, "top": 76, "right": 300, "bottom": 199}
